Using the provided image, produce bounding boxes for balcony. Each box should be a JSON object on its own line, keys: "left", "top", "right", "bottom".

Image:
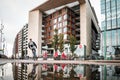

{"left": 76, "top": 34, "right": 80, "bottom": 37}
{"left": 75, "top": 22, "right": 80, "bottom": 26}
{"left": 75, "top": 28, "right": 80, "bottom": 31}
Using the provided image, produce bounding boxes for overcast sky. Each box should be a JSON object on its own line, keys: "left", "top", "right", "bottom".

{"left": 0, "top": 0, "right": 100, "bottom": 57}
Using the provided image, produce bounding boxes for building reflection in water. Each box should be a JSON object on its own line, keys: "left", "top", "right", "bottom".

{"left": 28, "top": 63, "right": 38, "bottom": 80}
{"left": 12, "top": 63, "right": 120, "bottom": 80}
{"left": 12, "top": 63, "right": 28, "bottom": 80}
{"left": 0, "top": 63, "right": 14, "bottom": 80}
{"left": 12, "top": 63, "right": 41, "bottom": 80}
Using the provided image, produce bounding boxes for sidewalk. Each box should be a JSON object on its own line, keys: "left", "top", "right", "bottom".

{"left": 0, "top": 60, "right": 7, "bottom": 65}
{"left": 0, "top": 59, "right": 120, "bottom": 66}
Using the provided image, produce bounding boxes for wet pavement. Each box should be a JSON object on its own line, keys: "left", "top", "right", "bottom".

{"left": 0, "top": 59, "right": 120, "bottom": 80}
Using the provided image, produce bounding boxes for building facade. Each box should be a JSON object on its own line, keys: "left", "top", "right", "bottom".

{"left": 13, "top": 24, "right": 28, "bottom": 59}
{"left": 101, "top": 0, "right": 120, "bottom": 58}
{"left": 13, "top": 34, "right": 19, "bottom": 58}
{"left": 28, "top": 0, "right": 100, "bottom": 57}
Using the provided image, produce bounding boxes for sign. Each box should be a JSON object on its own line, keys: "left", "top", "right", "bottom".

{"left": 107, "top": 46, "right": 115, "bottom": 54}
{"left": 75, "top": 44, "right": 86, "bottom": 58}
{"left": 79, "top": 44, "right": 82, "bottom": 48}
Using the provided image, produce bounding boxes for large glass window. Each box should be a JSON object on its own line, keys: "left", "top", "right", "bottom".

{"left": 111, "top": 0, "right": 115, "bottom": 7}
{"left": 106, "top": 1, "right": 110, "bottom": 9}
{"left": 117, "top": 10, "right": 120, "bottom": 16}
{"left": 101, "top": 0, "right": 105, "bottom": 14}
{"left": 117, "top": 18, "right": 120, "bottom": 28}
{"left": 106, "top": 31, "right": 111, "bottom": 46}
{"left": 106, "top": 11, "right": 111, "bottom": 19}
{"left": 112, "top": 19, "right": 116, "bottom": 29}
{"left": 111, "top": 7, "right": 116, "bottom": 17}
{"left": 118, "top": 29, "right": 120, "bottom": 45}
{"left": 101, "top": 4, "right": 105, "bottom": 10}
{"left": 101, "top": 9, "right": 105, "bottom": 14}
{"left": 111, "top": 1, "right": 116, "bottom": 17}
{"left": 107, "top": 20, "right": 111, "bottom": 29}
{"left": 101, "top": 0, "right": 105, "bottom": 4}
{"left": 112, "top": 30, "right": 117, "bottom": 46}
{"left": 117, "top": 0, "right": 120, "bottom": 8}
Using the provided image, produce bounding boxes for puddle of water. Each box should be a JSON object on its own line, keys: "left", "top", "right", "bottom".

{"left": 0, "top": 63, "right": 120, "bottom": 80}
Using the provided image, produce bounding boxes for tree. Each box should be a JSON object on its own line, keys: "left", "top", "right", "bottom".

{"left": 52, "top": 29, "right": 59, "bottom": 52}
{"left": 52, "top": 29, "right": 59, "bottom": 59}
{"left": 58, "top": 34, "right": 64, "bottom": 54}
{"left": 69, "top": 34, "right": 77, "bottom": 57}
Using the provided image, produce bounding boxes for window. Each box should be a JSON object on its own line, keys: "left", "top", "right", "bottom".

{"left": 112, "top": 30, "right": 117, "bottom": 46}
{"left": 64, "top": 34, "right": 67, "bottom": 39}
{"left": 54, "top": 18, "right": 57, "bottom": 24}
{"left": 54, "top": 24, "right": 57, "bottom": 29}
{"left": 106, "top": 1, "right": 110, "bottom": 9}
{"left": 111, "top": 7, "right": 116, "bottom": 17}
{"left": 107, "top": 20, "right": 111, "bottom": 29}
{"left": 106, "top": 11, "right": 111, "bottom": 19}
{"left": 58, "top": 29, "right": 62, "bottom": 34}
{"left": 111, "top": 0, "right": 115, "bottom": 7}
{"left": 118, "top": 29, "right": 120, "bottom": 45}
{"left": 63, "top": 21, "right": 67, "bottom": 26}
{"left": 106, "top": 31, "right": 111, "bottom": 46}
{"left": 63, "top": 27, "right": 67, "bottom": 33}
{"left": 58, "top": 16, "right": 62, "bottom": 22}
{"left": 63, "top": 14, "right": 67, "bottom": 20}
{"left": 101, "top": 4, "right": 105, "bottom": 10}
{"left": 117, "top": 18, "right": 120, "bottom": 28}
{"left": 117, "top": 0, "right": 120, "bottom": 8}
{"left": 112, "top": 19, "right": 116, "bottom": 29}
{"left": 58, "top": 23, "right": 62, "bottom": 28}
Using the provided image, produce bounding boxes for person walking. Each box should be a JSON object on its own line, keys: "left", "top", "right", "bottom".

{"left": 28, "top": 38, "right": 37, "bottom": 60}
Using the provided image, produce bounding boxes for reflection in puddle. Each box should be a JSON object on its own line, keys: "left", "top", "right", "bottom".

{"left": 0, "top": 63, "right": 120, "bottom": 80}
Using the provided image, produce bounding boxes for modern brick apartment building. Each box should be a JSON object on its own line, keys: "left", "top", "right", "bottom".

{"left": 27, "top": 0, "right": 100, "bottom": 58}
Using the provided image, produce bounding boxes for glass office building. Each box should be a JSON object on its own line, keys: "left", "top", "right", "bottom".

{"left": 101, "top": 0, "right": 120, "bottom": 56}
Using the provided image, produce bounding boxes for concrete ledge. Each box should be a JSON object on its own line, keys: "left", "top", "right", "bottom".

{"left": 0, "top": 59, "right": 120, "bottom": 66}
